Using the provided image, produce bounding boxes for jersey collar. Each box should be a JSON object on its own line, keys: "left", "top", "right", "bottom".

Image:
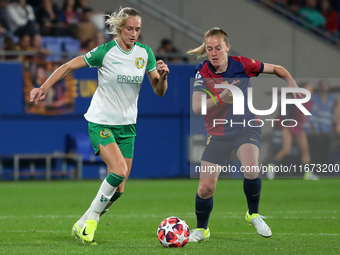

{"left": 207, "top": 57, "right": 230, "bottom": 76}
{"left": 115, "top": 39, "right": 135, "bottom": 55}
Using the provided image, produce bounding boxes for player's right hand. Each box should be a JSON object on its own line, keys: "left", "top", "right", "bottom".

{"left": 220, "top": 79, "right": 240, "bottom": 99}
{"left": 30, "top": 87, "right": 47, "bottom": 104}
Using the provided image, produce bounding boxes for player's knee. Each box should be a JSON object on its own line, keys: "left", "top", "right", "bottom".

{"left": 108, "top": 161, "right": 128, "bottom": 178}
{"left": 242, "top": 159, "right": 258, "bottom": 169}
{"left": 198, "top": 183, "right": 215, "bottom": 198}
{"left": 244, "top": 170, "right": 259, "bottom": 180}
{"left": 242, "top": 163, "right": 259, "bottom": 180}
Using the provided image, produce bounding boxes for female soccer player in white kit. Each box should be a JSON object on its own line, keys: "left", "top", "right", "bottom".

{"left": 30, "top": 7, "right": 169, "bottom": 244}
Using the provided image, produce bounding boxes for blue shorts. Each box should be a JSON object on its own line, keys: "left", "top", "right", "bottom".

{"left": 201, "top": 128, "right": 262, "bottom": 165}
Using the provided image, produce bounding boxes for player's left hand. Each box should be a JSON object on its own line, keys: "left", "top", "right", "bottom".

{"left": 287, "top": 79, "right": 304, "bottom": 99}
{"left": 156, "top": 60, "right": 169, "bottom": 78}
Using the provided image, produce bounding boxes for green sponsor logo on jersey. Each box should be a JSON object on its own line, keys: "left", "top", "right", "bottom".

{"left": 117, "top": 75, "right": 143, "bottom": 84}
{"left": 112, "top": 62, "right": 123, "bottom": 65}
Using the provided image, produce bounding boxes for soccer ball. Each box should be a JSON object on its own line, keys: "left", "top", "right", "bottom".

{"left": 157, "top": 216, "right": 190, "bottom": 248}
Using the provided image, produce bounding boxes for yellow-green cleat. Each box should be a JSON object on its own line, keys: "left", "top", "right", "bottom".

{"left": 188, "top": 227, "right": 210, "bottom": 242}
{"left": 72, "top": 222, "right": 82, "bottom": 239}
{"left": 245, "top": 210, "right": 272, "bottom": 238}
{"left": 80, "top": 219, "right": 98, "bottom": 245}
{"left": 304, "top": 171, "right": 320, "bottom": 181}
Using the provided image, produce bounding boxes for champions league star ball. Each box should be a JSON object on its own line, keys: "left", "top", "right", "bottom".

{"left": 157, "top": 216, "right": 190, "bottom": 248}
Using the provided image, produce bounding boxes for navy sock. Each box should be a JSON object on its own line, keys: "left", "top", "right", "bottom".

{"left": 195, "top": 193, "right": 213, "bottom": 229}
{"left": 243, "top": 178, "right": 261, "bottom": 215}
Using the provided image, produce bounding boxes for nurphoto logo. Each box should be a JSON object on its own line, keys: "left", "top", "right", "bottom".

{"left": 198, "top": 82, "right": 311, "bottom": 128}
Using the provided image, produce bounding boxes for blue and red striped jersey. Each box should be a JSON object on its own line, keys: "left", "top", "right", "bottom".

{"left": 193, "top": 56, "right": 264, "bottom": 136}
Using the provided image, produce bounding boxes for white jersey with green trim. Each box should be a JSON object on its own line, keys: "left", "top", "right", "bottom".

{"left": 83, "top": 39, "right": 157, "bottom": 125}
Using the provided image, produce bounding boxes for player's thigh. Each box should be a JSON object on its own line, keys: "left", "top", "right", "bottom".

{"left": 237, "top": 143, "right": 260, "bottom": 179}
{"left": 199, "top": 135, "right": 233, "bottom": 198}
{"left": 88, "top": 122, "right": 127, "bottom": 176}
{"left": 116, "top": 135, "right": 135, "bottom": 159}
{"left": 88, "top": 122, "right": 117, "bottom": 155}
{"left": 281, "top": 128, "right": 293, "bottom": 152}
{"left": 114, "top": 134, "right": 135, "bottom": 191}
{"left": 234, "top": 129, "right": 261, "bottom": 179}
{"left": 296, "top": 131, "right": 309, "bottom": 153}
{"left": 234, "top": 128, "right": 261, "bottom": 166}
{"left": 237, "top": 143, "right": 260, "bottom": 167}
{"left": 99, "top": 143, "right": 127, "bottom": 177}
{"left": 201, "top": 135, "right": 232, "bottom": 166}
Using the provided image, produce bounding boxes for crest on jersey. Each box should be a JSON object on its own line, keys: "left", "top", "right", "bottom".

{"left": 100, "top": 129, "right": 111, "bottom": 138}
{"left": 135, "top": 57, "right": 145, "bottom": 69}
{"left": 221, "top": 80, "right": 233, "bottom": 104}
{"left": 195, "top": 71, "right": 202, "bottom": 79}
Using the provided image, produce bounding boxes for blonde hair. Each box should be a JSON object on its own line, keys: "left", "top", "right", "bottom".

{"left": 105, "top": 7, "right": 141, "bottom": 35}
{"left": 187, "top": 27, "right": 229, "bottom": 59}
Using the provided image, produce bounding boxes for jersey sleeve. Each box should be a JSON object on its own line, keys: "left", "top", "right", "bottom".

{"left": 83, "top": 45, "right": 107, "bottom": 68}
{"left": 236, "top": 56, "right": 264, "bottom": 77}
{"left": 193, "top": 66, "right": 208, "bottom": 92}
{"left": 145, "top": 46, "right": 157, "bottom": 72}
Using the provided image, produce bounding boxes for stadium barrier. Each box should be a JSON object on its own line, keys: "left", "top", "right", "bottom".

{"left": 0, "top": 153, "right": 82, "bottom": 181}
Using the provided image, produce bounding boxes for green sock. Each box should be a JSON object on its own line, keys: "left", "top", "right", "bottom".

{"left": 110, "top": 192, "right": 124, "bottom": 202}
{"left": 106, "top": 172, "right": 125, "bottom": 187}
{"left": 100, "top": 192, "right": 124, "bottom": 217}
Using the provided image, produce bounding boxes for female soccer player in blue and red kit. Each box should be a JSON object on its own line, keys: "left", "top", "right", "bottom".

{"left": 187, "top": 27, "right": 302, "bottom": 242}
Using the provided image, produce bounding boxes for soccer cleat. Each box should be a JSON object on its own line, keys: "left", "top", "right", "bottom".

{"left": 304, "top": 172, "right": 320, "bottom": 181}
{"left": 80, "top": 219, "right": 98, "bottom": 244}
{"left": 72, "top": 222, "right": 82, "bottom": 239}
{"left": 245, "top": 211, "right": 272, "bottom": 238}
{"left": 188, "top": 228, "right": 210, "bottom": 242}
{"left": 266, "top": 164, "right": 275, "bottom": 180}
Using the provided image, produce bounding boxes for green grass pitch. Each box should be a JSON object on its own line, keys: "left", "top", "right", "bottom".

{"left": 0, "top": 178, "right": 339, "bottom": 254}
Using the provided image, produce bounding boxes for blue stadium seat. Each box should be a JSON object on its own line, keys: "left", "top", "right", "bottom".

{"left": 44, "top": 38, "right": 62, "bottom": 62}
{"left": 41, "top": 36, "right": 55, "bottom": 47}
{"left": 67, "top": 133, "right": 101, "bottom": 162}
{"left": 62, "top": 38, "right": 80, "bottom": 56}
{"left": 12, "top": 36, "right": 18, "bottom": 44}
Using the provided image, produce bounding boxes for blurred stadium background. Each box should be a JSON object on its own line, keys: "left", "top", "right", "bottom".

{"left": 1, "top": 1, "right": 340, "bottom": 254}
{"left": 0, "top": 0, "right": 340, "bottom": 180}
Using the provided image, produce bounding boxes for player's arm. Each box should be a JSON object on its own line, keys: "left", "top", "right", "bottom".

{"left": 192, "top": 89, "right": 230, "bottom": 115}
{"left": 192, "top": 80, "right": 239, "bottom": 115}
{"left": 334, "top": 102, "right": 340, "bottom": 134}
{"left": 147, "top": 60, "right": 169, "bottom": 97}
{"left": 263, "top": 63, "right": 303, "bottom": 98}
{"left": 192, "top": 80, "right": 240, "bottom": 115}
{"left": 30, "top": 56, "right": 87, "bottom": 103}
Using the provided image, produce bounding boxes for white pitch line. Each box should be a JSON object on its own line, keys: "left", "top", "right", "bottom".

{"left": 0, "top": 215, "right": 79, "bottom": 219}
{"left": 0, "top": 211, "right": 339, "bottom": 220}
{"left": 0, "top": 230, "right": 338, "bottom": 237}
{"left": 213, "top": 232, "right": 340, "bottom": 236}
{"left": 0, "top": 230, "right": 69, "bottom": 233}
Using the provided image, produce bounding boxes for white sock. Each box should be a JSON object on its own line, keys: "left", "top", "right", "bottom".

{"left": 78, "top": 179, "right": 117, "bottom": 225}
{"left": 78, "top": 207, "right": 91, "bottom": 228}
